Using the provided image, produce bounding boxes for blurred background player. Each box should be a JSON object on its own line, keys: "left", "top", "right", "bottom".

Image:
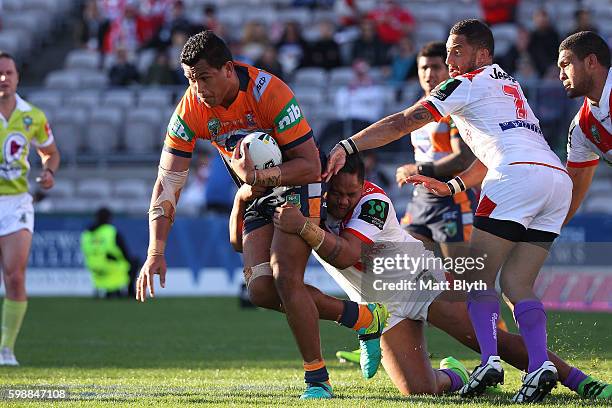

{"left": 324, "top": 20, "right": 573, "bottom": 403}
{"left": 395, "top": 41, "right": 476, "bottom": 263}
{"left": 135, "top": 30, "right": 386, "bottom": 399}
{"left": 0, "top": 51, "right": 60, "bottom": 366}
{"left": 81, "top": 207, "right": 137, "bottom": 299}
{"left": 558, "top": 31, "right": 612, "bottom": 224}
{"left": 274, "top": 154, "right": 609, "bottom": 398}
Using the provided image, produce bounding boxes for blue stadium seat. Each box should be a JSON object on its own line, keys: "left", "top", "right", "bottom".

{"left": 87, "top": 106, "right": 123, "bottom": 153}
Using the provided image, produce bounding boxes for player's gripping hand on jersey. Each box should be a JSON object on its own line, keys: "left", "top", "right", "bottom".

{"left": 273, "top": 203, "right": 306, "bottom": 234}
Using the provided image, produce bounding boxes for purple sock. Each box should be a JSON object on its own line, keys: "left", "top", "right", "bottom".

{"left": 561, "top": 367, "right": 588, "bottom": 392}
{"left": 440, "top": 369, "right": 463, "bottom": 393}
{"left": 467, "top": 289, "right": 500, "bottom": 365}
{"left": 514, "top": 299, "right": 549, "bottom": 373}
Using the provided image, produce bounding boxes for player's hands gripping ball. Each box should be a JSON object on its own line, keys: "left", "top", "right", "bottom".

{"left": 231, "top": 139, "right": 256, "bottom": 184}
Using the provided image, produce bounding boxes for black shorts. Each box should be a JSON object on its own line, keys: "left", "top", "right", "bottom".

{"left": 243, "top": 183, "right": 326, "bottom": 234}
{"left": 402, "top": 188, "right": 477, "bottom": 243}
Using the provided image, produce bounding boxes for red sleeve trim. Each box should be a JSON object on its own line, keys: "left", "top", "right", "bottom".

{"left": 420, "top": 100, "right": 443, "bottom": 121}
{"left": 567, "top": 159, "right": 599, "bottom": 168}
{"left": 344, "top": 228, "right": 374, "bottom": 244}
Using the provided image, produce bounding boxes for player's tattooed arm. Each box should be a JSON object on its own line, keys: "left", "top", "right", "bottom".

{"left": 351, "top": 103, "right": 435, "bottom": 151}
{"left": 252, "top": 166, "right": 282, "bottom": 187}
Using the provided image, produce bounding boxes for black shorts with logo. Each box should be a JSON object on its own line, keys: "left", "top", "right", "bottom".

{"left": 402, "top": 186, "right": 476, "bottom": 243}
{"left": 243, "top": 183, "right": 326, "bottom": 234}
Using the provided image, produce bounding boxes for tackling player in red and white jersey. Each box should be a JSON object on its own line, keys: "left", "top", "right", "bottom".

{"left": 557, "top": 31, "right": 612, "bottom": 224}
{"left": 324, "top": 19, "right": 572, "bottom": 403}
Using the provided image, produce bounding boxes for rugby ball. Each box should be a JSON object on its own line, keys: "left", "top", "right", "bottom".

{"left": 241, "top": 131, "right": 282, "bottom": 170}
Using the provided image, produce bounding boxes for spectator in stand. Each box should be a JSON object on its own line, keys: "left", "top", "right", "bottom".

{"left": 146, "top": 0, "right": 193, "bottom": 51}
{"left": 167, "top": 30, "right": 188, "bottom": 83}
{"left": 202, "top": 4, "right": 222, "bottom": 34}
{"left": 241, "top": 21, "right": 270, "bottom": 63}
{"left": 351, "top": 19, "right": 388, "bottom": 67}
{"left": 527, "top": 9, "right": 560, "bottom": 78}
{"left": 144, "top": 50, "right": 177, "bottom": 84}
{"left": 305, "top": 20, "right": 342, "bottom": 70}
{"left": 497, "top": 25, "right": 535, "bottom": 77}
{"left": 108, "top": 47, "right": 140, "bottom": 86}
{"left": 386, "top": 35, "right": 417, "bottom": 91}
{"left": 75, "top": 0, "right": 105, "bottom": 51}
{"left": 567, "top": 9, "right": 598, "bottom": 36}
{"left": 334, "top": 59, "right": 386, "bottom": 123}
{"left": 276, "top": 21, "right": 308, "bottom": 76}
{"left": 103, "top": 2, "right": 148, "bottom": 55}
{"left": 480, "top": 0, "right": 519, "bottom": 26}
{"left": 366, "top": 0, "right": 415, "bottom": 46}
{"left": 255, "top": 46, "right": 284, "bottom": 80}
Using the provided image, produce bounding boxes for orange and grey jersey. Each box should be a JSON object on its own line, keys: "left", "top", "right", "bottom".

{"left": 164, "top": 62, "right": 314, "bottom": 160}
{"left": 411, "top": 116, "right": 459, "bottom": 163}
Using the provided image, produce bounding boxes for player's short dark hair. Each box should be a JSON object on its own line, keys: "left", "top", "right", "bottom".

{"left": 450, "top": 19, "right": 494, "bottom": 56}
{"left": 0, "top": 51, "right": 16, "bottom": 62}
{"left": 338, "top": 153, "right": 365, "bottom": 182}
{"left": 559, "top": 31, "right": 611, "bottom": 68}
{"left": 180, "top": 30, "right": 233, "bottom": 68}
{"left": 417, "top": 41, "right": 447, "bottom": 61}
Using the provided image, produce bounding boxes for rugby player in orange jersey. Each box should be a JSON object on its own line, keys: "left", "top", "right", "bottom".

{"left": 135, "top": 31, "right": 387, "bottom": 399}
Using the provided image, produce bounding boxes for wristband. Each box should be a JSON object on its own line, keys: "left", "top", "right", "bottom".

{"left": 446, "top": 176, "right": 466, "bottom": 195}
{"left": 299, "top": 220, "right": 325, "bottom": 251}
{"left": 339, "top": 138, "right": 358, "bottom": 155}
{"left": 417, "top": 162, "right": 434, "bottom": 177}
{"left": 44, "top": 167, "right": 55, "bottom": 176}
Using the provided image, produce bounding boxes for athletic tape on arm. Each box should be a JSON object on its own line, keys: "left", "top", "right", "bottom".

{"left": 148, "top": 166, "right": 189, "bottom": 223}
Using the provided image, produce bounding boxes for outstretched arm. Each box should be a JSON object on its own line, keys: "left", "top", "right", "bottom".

{"left": 324, "top": 103, "right": 435, "bottom": 180}
{"left": 137, "top": 150, "right": 191, "bottom": 302}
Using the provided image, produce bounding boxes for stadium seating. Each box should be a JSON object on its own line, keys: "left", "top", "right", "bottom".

{"left": 87, "top": 106, "right": 124, "bottom": 153}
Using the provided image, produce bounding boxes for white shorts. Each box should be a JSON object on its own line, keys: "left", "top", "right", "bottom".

{"left": 383, "top": 265, "right": 446, "bottom": 334}
{"left": 0, "top": 193, "right": 34, "bottom": 237}
{"left": 475, "top": 163, "right": 572, "bottom": 235}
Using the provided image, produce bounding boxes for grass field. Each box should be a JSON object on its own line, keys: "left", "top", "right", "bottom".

{"left": 1, "top": 297, "right": 610, "bottom": 407}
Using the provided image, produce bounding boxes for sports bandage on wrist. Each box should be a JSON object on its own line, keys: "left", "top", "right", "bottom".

{"left": 149, "top": 166, "right": 189, "bottom": 223}
{"left": 339, "top": 138, "right": 358, "bottom": 155}
{"left": 446, "top": 176, "right": 466, "bottom": 195}
{"left": 147, "top": 240, "right": 166, "bottom": 256}
{"left": 254, "top": 166, "right": 281, "bottom": 187}
{"left": 299, "top": 220, "right": 325, "bottom": 251}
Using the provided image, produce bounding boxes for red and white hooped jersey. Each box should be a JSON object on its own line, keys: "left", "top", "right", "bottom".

{"left": 566, "top": 68, "right": 612, "bottom": 168}
{"left": 422, "top": 64, "right": 563, "bottom": 170}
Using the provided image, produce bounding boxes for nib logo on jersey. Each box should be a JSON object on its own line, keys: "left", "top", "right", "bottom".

{"left": 1, "top": 133, "right": 27, "bottom": 180}
{"left": 275, "top": 98, "right": 302, "bottom": 132}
